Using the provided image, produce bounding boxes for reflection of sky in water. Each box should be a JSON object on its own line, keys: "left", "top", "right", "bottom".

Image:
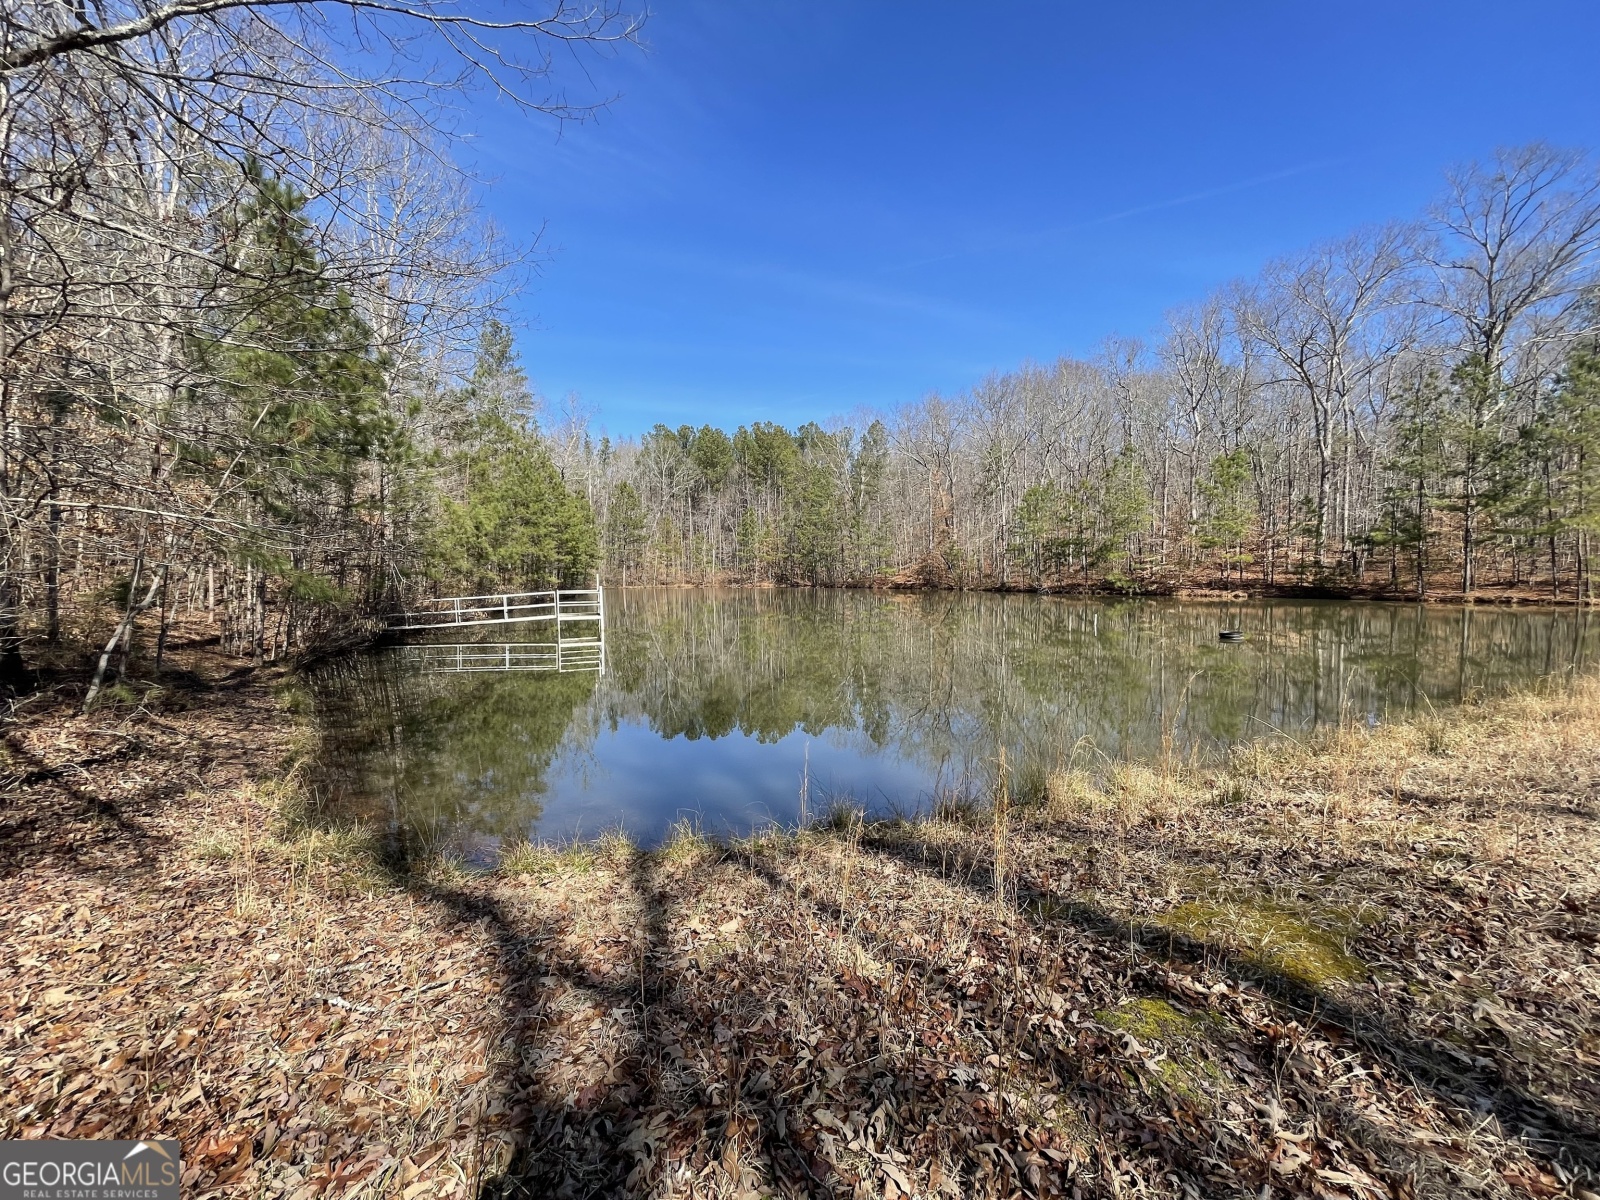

{"left": 532, "top": 719, "right": 941, "bottom": 844}
{"left": 307, "top": 591, "right": 1600, "bottom": 854}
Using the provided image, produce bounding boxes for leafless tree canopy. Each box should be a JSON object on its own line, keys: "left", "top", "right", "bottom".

{"left": 578, "top": 146, "right": 1600, "bottom": 603}
{"left": 0, "top": 0, "right": 641, "bottom": 692}
{"left": 3, "top": 3, "right": 1597, "bottom": 709}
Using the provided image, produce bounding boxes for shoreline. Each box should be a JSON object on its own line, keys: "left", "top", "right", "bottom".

{"left": 2, "top": 649, "right": 1597, "bottom": 1197}
{"left": 599, "top": 578, "right": 1600, "bottom": 610}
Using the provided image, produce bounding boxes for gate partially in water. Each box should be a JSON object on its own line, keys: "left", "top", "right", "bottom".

{"left": 388, "top": 587, "right": 606, "bottom": 675}
{"left": 398, "top": 638, "right": 604, "bottom": 675}
{"left": 389, "top": 588, "right": 604, "bottom": 633}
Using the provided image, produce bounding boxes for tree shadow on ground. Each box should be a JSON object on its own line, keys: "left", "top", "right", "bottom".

{"left": 403, "top": 849, "right": 843, "bottom": 1198}
{"left": 377, "top": 809, "right": 1600, "bottom": 1200}
{"left": 727, "top": 850, "right": 1230, "bottom": 1194}
{"left": 857, "top": 827, "right": 1600, "bottom": 1185}
{"left": 0, "top": 676, "right": 257, "bottom": 879}
{"left": 393, "top": 831, "right": 1290, "bottom": 1199}
{"left": 0, "top": 736, "right": 156, "bottom": 877}
{"left": 281, "top": 735, "right": 1596, "bottom": 1199}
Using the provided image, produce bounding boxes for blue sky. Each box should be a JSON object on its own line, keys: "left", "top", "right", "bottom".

{"left": 455, "top": 1, "right": 1600, "bottom": 437}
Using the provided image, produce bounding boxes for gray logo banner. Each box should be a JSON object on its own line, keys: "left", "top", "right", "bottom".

{"left": 0, "top": 1140, "right": 181, "bottom": 1199}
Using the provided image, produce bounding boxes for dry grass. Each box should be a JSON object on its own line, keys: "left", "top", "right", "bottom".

{"left": 3, "top": 660, "right": 1598, "bottom": 1198}
{"left": 1, "top": 669, "right": 511, "bottom": 1198}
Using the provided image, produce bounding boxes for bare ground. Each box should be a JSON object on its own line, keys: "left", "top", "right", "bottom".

{"left": 2, "top": 648, "right": 1597, "bottom": 1199}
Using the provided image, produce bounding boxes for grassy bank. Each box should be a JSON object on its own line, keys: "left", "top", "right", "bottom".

{"left": 2, "top": 654, "right": 1598, "bottom": 1199}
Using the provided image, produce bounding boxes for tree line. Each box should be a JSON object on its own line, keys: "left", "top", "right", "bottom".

{"left": 4, "top": 3, "right": 1598, "bottom": 703}
{"left": 0, "top": 0, "right": 636, "bottom": 693}
{"left": 568, "top": 145, "right": 1600, "bottom": 602}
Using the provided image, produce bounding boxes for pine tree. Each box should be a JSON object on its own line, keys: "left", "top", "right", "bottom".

{"left": 734, "top": 508, "right": 767, "bottom": 578}
{"left": 1437, "top": 356, "right": 1509, "bottom": 593}
{"left": 847, "top": 420, "right": 893, "bottom": 577}
{"left": 787, "top": 428, "right": 849, "bottom": 585}
{"left": 1541, "top": 345, "right": 1600, "bottom": 598}
{"left": 191, "top": 161, "right": 395, "bottom": 650}
{"left": 430, "top": 326, "right": 599, "bottom": 591}
{"left": 1009, "top": 483, "right": 1066, "bottom": 586}
{"left": 1196, "top": 449, "right": 1254, "bottom": 583}
{"left": 1381, "top": 372, "right": 1449, "bottom": 598}
{"left": 605, "top": 482, "right": 649, "bottom": 586}
{"left": 1096, "top": 448, "right": 1153, "bottom": 589}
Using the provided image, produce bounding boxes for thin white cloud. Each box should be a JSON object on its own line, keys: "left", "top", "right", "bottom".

{"left": 879, "top": 158, "right": 1345, "bottom": 274}
{"left": 579, "top": 242, "right": 1028, "bottom": 333}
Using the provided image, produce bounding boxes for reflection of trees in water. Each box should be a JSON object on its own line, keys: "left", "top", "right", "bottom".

{"left": 306, "top": 651, "right": 599, "bottom": 858}
{"left": 598, "top": 590, "right": 1598, "bottom": 791}
{"left": 306, "top": 594, "right": 1596, "bottom": 849}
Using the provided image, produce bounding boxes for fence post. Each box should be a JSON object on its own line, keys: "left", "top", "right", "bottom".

{"left": 596, "top": 575, "right": 606, "bottom": 676}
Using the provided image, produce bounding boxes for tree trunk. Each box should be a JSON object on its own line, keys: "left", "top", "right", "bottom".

{"left": 153, "top": 566, "right": 172, "bottom": 673}
{"left": 253, "top": 571, "right": 267, "bottom": 666}
{"left": 85, "top": 551, "right": 163, "bottom": 710}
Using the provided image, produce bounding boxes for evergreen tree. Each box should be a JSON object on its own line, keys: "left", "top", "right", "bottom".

{"left": 432, "top": 430, "right": 598, "bottom": 589}
{"left": 1380, "top": 372, "right": 1449, "bottom": 597}
{"left": 1437, "top": 355, "right": 1510, "bottom": 593}
{"left": 1009, "top": 483, "right": 1066, "bottom": 586}
{"left": 605, "top": 482, "right": 649, "bottom": 585}
{"left": 847, "top": 421, "right": 893, "bottom": 577}
{"left": 430, "top": 326, "right": 599, "bottom": 591}
{"left": 1096, "top": 448, "right": 1153, "bottom": 588}
{"left": 1540, "top": 345, "right": 1600, "bottom": 598}
{"left": 734, "top": 508, "right": 767, "bottom": 577}
{"left": 463, "top": 319, "right": 539, "bottom": 428}
{"left": 786, "top": 426, "right": 849, "bottom": 585}
{"left": 1196, "top": 449, "right": 1254, "bottom": 582}
{"left": 690, "top": 425, "right": 735, "bottom": 492}
{"left": 194, "top": 161, "right": 394, "bottom": 613}
{"left": 734, "top": 422, "right": 803, "bottom": 493}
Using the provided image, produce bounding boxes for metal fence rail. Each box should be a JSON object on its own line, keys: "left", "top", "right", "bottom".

{"left": 399, "top": 638, "right": 605, "bottom": 675}
{"left": 389, "top": 588, "right": 604, "bottom": 632}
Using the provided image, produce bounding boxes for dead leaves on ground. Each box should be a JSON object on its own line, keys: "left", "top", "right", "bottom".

{"left": 3, "top": 665, "right": 1599, "bottom": 1198}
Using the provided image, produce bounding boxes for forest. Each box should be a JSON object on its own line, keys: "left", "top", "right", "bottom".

{"left": 581, "top": 156, "right": 1600, "bottom": 601}
{"left": 4, "top": 0, "right": 1600, "bottom": 698}
{"left": 0, "top": 0, "right": 629, "bottom": 691}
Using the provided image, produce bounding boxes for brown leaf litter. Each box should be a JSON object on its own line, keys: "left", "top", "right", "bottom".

{"left": 2, "top": 652, "right": 1598, "bottom": 1199}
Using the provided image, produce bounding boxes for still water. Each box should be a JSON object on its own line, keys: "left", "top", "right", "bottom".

{"left": 304, "top": 589, "right": 1597, "bottom": 859}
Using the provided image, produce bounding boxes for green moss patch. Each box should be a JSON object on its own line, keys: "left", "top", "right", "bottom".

{"left": 1098, "top": 996, "right": 1204, "bottom": 1041}
{"left": 1154, "top": 899, "right": 1366, "bottom": 989}
{"left": 1095, "top": 998, "right": 1228, "bottom": 1106}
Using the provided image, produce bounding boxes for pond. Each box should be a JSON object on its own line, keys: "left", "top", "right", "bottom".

{"left": 303, "top": 589, "right": 1597, "bottom": 861}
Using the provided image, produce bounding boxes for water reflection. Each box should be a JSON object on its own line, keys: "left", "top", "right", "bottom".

{"left": 306, "top": 649, "right": 601, "bottom": 863}
{"left": 305, "top": 590, "right": 1597, "bottom": 857}
{"left": 397, "top": 639, "right": 604, "bottom": 675}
